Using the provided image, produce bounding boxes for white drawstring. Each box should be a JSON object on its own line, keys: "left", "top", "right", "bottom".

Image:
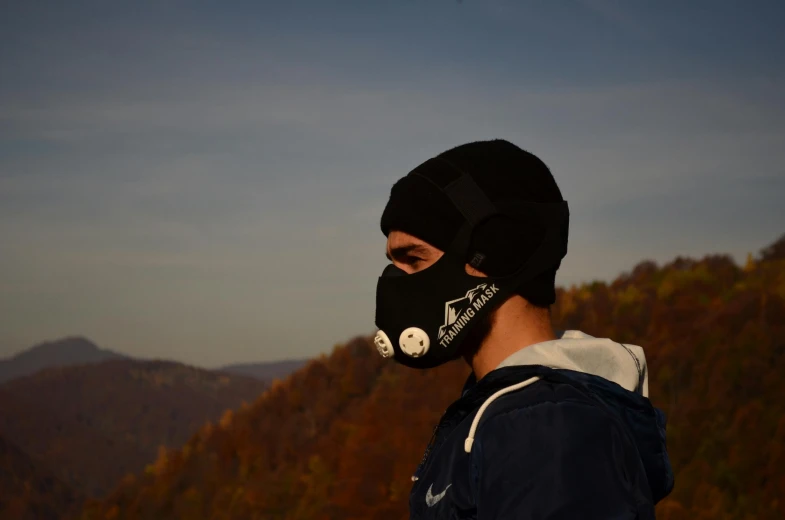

{"left": 464, "top": 376, "right": 541, "bottom": 453}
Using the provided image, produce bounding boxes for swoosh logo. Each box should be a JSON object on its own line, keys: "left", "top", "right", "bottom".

{"left": 425, "top": 483, "right": 452, "bottom": 507}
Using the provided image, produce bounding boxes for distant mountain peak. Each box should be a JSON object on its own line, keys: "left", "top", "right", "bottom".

{"left": 0, "top": 336, "right": 128, "bottom": 383}
{"left": 18, "top": 336, "right": 101, "bottom": 354}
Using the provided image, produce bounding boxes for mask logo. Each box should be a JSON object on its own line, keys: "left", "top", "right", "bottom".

{"left": 438, "top": 283, "right": 500, "bottom": 347}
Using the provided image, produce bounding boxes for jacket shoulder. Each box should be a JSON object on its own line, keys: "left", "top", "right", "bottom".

{"left": 478, "top": 372, "right": 601, "bottom": 418}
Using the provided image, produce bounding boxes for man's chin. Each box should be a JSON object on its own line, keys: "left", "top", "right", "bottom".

{"left": 459, "top": 309, "right": 495, "bottom": 365}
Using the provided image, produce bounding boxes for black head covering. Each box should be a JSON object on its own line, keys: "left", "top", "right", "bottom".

{"left": 380, "top": 139, "right": 566, "bottom": 306}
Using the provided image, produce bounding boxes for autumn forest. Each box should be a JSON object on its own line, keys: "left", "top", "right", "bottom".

{"left": 2, "top": 235, "right": 784, "bottom": 520}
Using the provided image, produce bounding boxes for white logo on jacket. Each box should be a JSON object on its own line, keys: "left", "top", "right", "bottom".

{"left": 425, "top": 483, "right": 452, "bottom": 507}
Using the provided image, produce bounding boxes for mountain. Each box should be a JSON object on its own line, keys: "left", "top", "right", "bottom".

{"left": 0, "top": 359, "right": 268, "bottom": 498}
{"left": 0, "top": 335, "right": 308, "bottom": 385}
{"left": 0, "top": 433, "right": 81, "bottom": 520}
{"left": 217, "top": 359, "right": 309, "bottom": 382}
{"left": 0, "top": 337, "right": 126, "bottom": 383}
{"left": 78, "top": 236, "right": 785, "bottom": 520}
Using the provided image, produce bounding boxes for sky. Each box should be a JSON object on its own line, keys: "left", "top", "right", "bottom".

{"left": 1, "top": 0, "right": 783, "bottom": 367}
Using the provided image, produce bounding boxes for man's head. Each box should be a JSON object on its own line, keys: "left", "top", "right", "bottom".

{"left": 385, "top": 229, "right": 499, "bottom": 362}
{"left": 375, "top": 139, "right": 569, "bottom": 369}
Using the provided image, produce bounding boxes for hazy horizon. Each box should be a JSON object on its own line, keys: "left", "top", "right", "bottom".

{"left": 0, "top": 231, "right": 781, "bottom": 368}
{"left": 2, "top": 1, "right": 784, "bottom": 366}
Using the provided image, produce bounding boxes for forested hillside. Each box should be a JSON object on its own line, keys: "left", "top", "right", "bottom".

{"left": 69, "top": 235, "right": 785, "bottom": 519}
{"left": 0, "top": 434, "right": 81, "bottom": 520}
{"left": 0, "top": 359, "right": 267, "bottom": 498}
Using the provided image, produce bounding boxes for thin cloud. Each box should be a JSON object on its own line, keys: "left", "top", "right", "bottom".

{"left": 1, "top": 1, "right": 783, "bottom": 364}
{"left": 576, "top": 0, "right": 655, "bottom": 40}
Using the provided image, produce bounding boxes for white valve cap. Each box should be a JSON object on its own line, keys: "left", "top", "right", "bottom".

{"left": 374, "top": 330, "right": 395, "bottom": 358}
{"left": 399, "top": 327, "right": 430, "bottom": 358}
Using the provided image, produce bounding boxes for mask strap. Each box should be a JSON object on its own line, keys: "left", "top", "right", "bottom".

{"left": 442, "top": 172, "right": 498, "bottom": 227}
{"left": 409, "top": 167, "right": 499, "bottom": 259}
{"left": 455, "top": 200, "right": 569, "bottom": 280}
{"left": 442, "top": 173, "right": 501, "bottom": 260}
{"left": 410, "top": 167, "right": 569, "bottom": 274}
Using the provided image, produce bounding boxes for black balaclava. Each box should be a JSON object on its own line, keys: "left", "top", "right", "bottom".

{"left": 380, "top": 139, "right": 565, "bottom": 308}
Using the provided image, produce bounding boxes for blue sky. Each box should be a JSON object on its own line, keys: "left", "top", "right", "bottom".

{"left": 1, "top": 0, "right": 783, "bottom": 366}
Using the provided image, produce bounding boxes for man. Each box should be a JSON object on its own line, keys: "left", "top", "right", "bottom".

{"left": 373, "top": 140, "right": 674, "bottom": 519}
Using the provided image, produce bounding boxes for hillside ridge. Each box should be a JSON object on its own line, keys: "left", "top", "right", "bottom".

{"left": 80, "top": 236, "right": 785, "bottom": 519}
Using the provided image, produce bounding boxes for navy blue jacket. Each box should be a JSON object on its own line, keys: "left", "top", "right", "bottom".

{"left": 408, "top": 365, "right": 674, "bottom": 519}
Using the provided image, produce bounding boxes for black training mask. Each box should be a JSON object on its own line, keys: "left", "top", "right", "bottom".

{"left": 374, "top": 171, "right": 569, "bottom": 369}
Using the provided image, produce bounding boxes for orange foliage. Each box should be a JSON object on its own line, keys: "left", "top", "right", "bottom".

{"left": 67, "top": 234, "right": 785, "bottom": 519}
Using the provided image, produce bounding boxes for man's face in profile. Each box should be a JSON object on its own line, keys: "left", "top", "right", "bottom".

{"left": 384, "top": 230, "right": 496, "bottom": 361}
{"left": 385, "top": 230, "right": 443, "bottom": 274}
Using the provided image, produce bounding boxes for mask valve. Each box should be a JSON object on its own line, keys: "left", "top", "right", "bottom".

{"left": 399, "top": 327, "right": 430, "bottom": 358}
{"left": 374, "top": 330, "right": 395, "bottom": 358}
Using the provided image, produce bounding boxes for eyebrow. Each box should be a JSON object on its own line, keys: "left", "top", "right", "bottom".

{"left": 386, "top": 244, "right": 431, "bottom": 261}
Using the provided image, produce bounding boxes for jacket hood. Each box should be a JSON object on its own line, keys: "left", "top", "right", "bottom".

{"left": 459, "top": 330, "right": 674, "bottom": 503}
{"left": 496, "top": 330, "right": 648, "bottom": 395}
